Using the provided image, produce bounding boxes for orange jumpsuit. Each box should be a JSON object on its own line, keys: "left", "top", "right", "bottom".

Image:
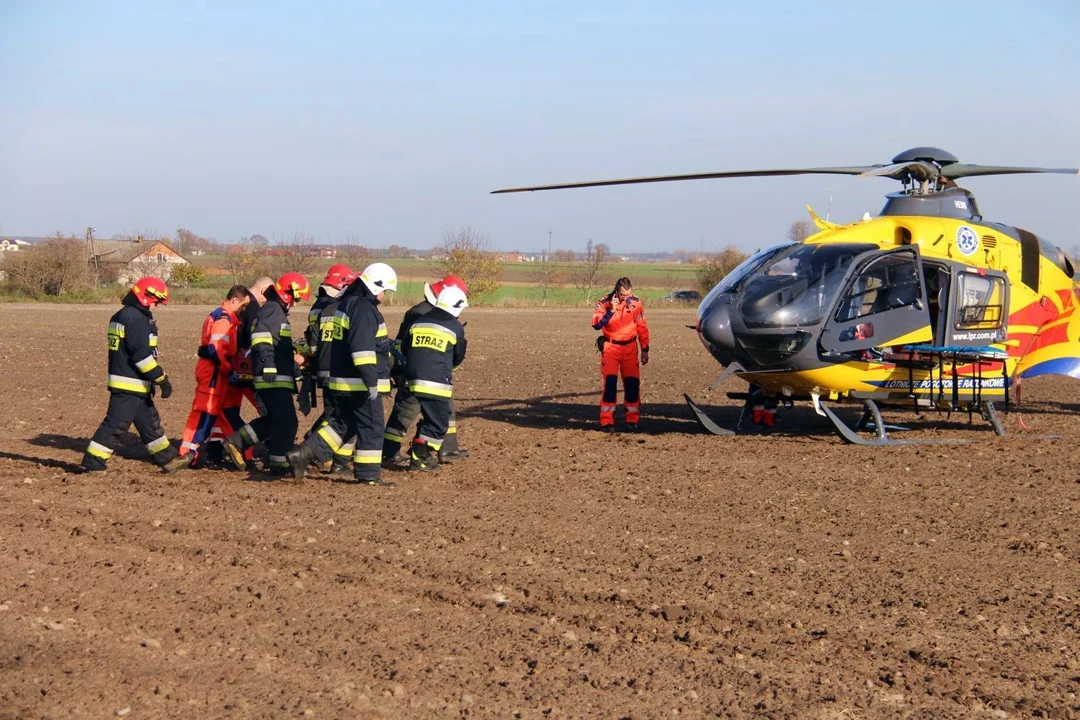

{"left": 179, "top": 305, "right": 242, "bottom": 458}
{"left": 591, "top": 293, "right": 650, "bottom": 427}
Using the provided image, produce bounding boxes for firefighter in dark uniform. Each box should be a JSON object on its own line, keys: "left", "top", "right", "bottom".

{"left": 287, "top": 262, "right": 397, "bottom": 485}
{"left": 222, "top": 272, "right": 312, "bottom": 474}
{"left": 382, "top": 274, "right": 470, "bottom": 467}
{"left": 402, "top": 283, "right": 468, "bottom": 472}
{"left": 82, "top": 276, "right": 179, "bottom": 471}
{"left": 302, "top": 264, "right": 355, "bottom": 472}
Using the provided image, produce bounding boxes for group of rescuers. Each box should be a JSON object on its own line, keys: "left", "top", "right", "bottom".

{"left": 81, "top": 266, "right": 653, "bottom": 484}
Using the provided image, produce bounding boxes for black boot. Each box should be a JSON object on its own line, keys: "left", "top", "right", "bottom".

{"left": 438, "top": 447, "right": 470, "bottom": 463}
{"left": 409, "top": 444, "right": 441, "bottom": 473}
{"left": 331, "top": 454, "right": 352, "bottom": 474}
{"left": 287, "top": 444, "right": 318, "bottom": 480}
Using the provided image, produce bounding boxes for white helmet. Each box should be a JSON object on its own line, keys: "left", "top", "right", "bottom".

{"left": 359, "top": 262, "right": 398, "bottom": 296}
{"left": 436, "top": 284, "right": 468, "bottom": 317}
{"left": 422, "top": 282, "right": 437, "bottom": 305}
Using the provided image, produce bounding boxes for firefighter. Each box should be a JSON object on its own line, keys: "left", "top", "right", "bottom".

{"left": 302, "top": 264, "right": 355, "bottom": 473}
{"left": 402, "top": 283, "right": 468, "bottom": 472}
{"left": 287, "top": 262, "right": 398, "bottom": 486}
{"left": 592, "top": 276, "right": 650, "bottom": 432}
{"left": 382, "top": 274, "right": 470, "bottom": 468}
{"left": 162, "top": 285, "right": 251, "bottom": 472}
{"left": 82, "top": 276, "right": 179, "bottom": 472}
{"left": 222, "top": 272, "right": 312, "bottom": 475}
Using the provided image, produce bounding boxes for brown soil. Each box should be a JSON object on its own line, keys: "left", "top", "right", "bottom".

{"left": 1, "top": 304, "right": 1078, "bottom": 719}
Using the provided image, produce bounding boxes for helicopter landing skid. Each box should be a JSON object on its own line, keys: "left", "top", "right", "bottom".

{"left": 818, "top": 398, "right": 972, "bottom": 446}
{"left": 684, "top": 393, "right": 736, "bottom": 436}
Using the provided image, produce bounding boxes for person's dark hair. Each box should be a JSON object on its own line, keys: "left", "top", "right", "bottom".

{"left": 227, "top": 284, "right": 249, "bottom": 301}
{"left": 613, "top": 277, "right": 632, "bottom": 297}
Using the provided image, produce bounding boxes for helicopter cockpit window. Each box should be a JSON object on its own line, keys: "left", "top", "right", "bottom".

{"left": 697, "top": 242, "right": 792, "bottom": 323}
{"left": 738, "top": 243, "right": 874, "bottom": 329}
{"left": 955, "top": 272, "right": 1006, "bottom": 330}
{"left": 834, "top": 250, "right": 922, "bottom": 323}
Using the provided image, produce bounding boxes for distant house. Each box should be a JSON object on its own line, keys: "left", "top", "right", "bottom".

{"left": 90, "top": 239, "right": 190, "bottom": 284}
{"left": 0, "top": 238, "right": 30, "bottom": 253}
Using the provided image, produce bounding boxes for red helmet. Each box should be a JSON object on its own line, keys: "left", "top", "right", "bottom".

{"left": 424, "top": 274, "right": 469, "bottom": 305}
{"left": 275, "top": 272, "right": 312, "bottom": 304}
{"left": 132, "top": 276, "right": 169, "bottom": 307}
{"left": 322, "top": 264, "right": 354, "bottom": 291}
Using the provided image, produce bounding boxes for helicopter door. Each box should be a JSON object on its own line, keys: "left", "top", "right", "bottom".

{"left": 819, "top": 247, "right": 933, "bottom": 354}
{"left": 943, "top": 268, "right": 1009, "bottom": 347}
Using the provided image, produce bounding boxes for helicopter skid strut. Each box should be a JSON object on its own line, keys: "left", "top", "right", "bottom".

{"left": 818, "top": 398, "right": 975, "bottom": 446}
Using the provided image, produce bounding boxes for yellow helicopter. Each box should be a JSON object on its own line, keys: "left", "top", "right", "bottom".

{"left": 493, "top": 147, "right": 1080, "bottom": 444}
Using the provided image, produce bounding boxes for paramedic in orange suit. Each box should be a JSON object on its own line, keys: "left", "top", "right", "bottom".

{"left": 591, "top": 277, "right": 650, "bottom": 431}
{"left": 163, "top": 285, "right": 250, "bottom": 471}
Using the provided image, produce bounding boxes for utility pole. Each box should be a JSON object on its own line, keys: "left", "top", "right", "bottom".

{"left": 547, "top": 228, "right": 553, "bottom": 262}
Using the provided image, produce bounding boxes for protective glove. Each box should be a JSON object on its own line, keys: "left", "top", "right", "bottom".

{"left": 297, "top": 376, "right": 314, "bottom": 416}
{"left": 368, "top": 387, "right": 380, "bottom": 402}
{"left": 641, "top": 349, "right": 650, "bottom": 366}
{"left": 158, "top": 376, "right": 173, "bottom": 399}
{"left": 196, "top": 345, "right": 213, "bottom": 360}
{"left": 596, "top": 336, "right": 608, "bottom": 354}
{"left": 227, "top": 372, "right": 241, "bottom": 386}
{"left": 260, "top": 372, "right": 278, "bottom": 385}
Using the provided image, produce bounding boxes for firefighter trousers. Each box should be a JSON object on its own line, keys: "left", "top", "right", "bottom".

{"left": 304, "top": 389, "right": 355, "bottom": 461}
{"left": 298, "top": 391, "right": 384, "bottom": 482}
{"left": 383, "top": 385, "right": 458, "bottom": 459}
{"left": 233, "top": 388, "right": 297, "bottom": 471}
{"left": 410, "top": 394, "right": 451, "bottom": 463}
{"left": 83, "top": 392, "right": 177, "bottom": 471}
{"left": 600, "top": 341, "right": 641, "bottom": 426}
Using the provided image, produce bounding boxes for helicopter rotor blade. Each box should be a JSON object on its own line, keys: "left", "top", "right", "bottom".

{"left": 858, "top": 160, "right": 940, "bottom": 182}
{"left": 940, "top": 164, "right": 1080, "bottom": 180}
{"left": 490, "top": 166, "right": 880, "bottom": 194}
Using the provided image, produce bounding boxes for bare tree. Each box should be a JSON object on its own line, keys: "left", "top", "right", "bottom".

{"left": 695, "top": 245, "right": 749, "bottom": 294}
{"left": 788, "top": 219, "right": 816, "bottom": 243}
{"left": 264, "top": 233, "right": 320, "bottom": 279}
{"left": 433, "top": 226, "right": 503, "bottom": 302}
{"left": 221, "top": 245, "right": 266, "bottom": 285}
{"left": 337, "top": 240, "right": 370, "bottom": 271}
{"left": 530, "top": 257, "right": 563, "bottom": 306}
{"left": 2, "top": 233, "right": 91, "bottom": 297}
{"left": 572, "top": 239, "right": 611, "bottom": 302}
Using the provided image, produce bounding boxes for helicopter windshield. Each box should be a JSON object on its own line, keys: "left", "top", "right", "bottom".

{"left": 697, "top": 242, "right": 792, "bottom": 323}
{"left": 737, "top": 243, "right": 876, "bottom": 329}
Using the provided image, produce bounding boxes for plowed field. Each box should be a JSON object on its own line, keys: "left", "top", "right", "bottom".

{"left": 1, "top": 304, "right": 1078, "bottom": 718}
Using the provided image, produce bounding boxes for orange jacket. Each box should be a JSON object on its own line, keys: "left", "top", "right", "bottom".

{"left": 195, "top": 304, "right": 240, "bottom": 388}
{"left": 592, "top": 293, "right": 650, "bottom": 349}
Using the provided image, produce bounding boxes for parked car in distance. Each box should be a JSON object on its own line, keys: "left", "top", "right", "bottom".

{"left": 660, "top": 289, "right": 702, "bottom": 304}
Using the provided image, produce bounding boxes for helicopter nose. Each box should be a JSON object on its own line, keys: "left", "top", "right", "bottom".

{"left": 697, "top": 296, "right": 737, "bottom": 364}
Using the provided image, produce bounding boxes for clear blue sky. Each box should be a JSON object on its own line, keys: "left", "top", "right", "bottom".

{"left": 2, "top": 0, "right": 1078, "bottom": 254}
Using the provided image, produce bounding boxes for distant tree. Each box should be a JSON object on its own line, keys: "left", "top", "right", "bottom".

{"left": 788, "top": 219, "right": 816, "bottom": 243}
{"left": 168, "top": 263, "right": 209, "bottom": 288}
{"left": 530, "top": 257, "right": 563, "bottom": 305}
{"left": 695, "top": 245, "right": 749, "bottom": 294}
{"left": 572, "top": 239, "right": 611, "bottom": 303}
{"left": 249, "top": 234, "right": 270, "bottom": 248}
{"left": 433, "top": 226, "right": 503, "bottom": 303}
{"left": 2, "top": 233, "right": 91, "bottom": 297}
{"left": 552, "top": 248, "right": 576, "bottom": 262}
{"left": 264, "top": 233, "right": 320, "bottom": 280}
{"left": 221, "top": 246, "right": 266, "bottom": 285}
{"left": 337, "top": 242, "right": 370, "bottom": 270}
{"left": 176, "top": 227, "right": 214, "bottom": 255}
{"left": 386, "top": 244, "right": 410, "bottom": 258}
